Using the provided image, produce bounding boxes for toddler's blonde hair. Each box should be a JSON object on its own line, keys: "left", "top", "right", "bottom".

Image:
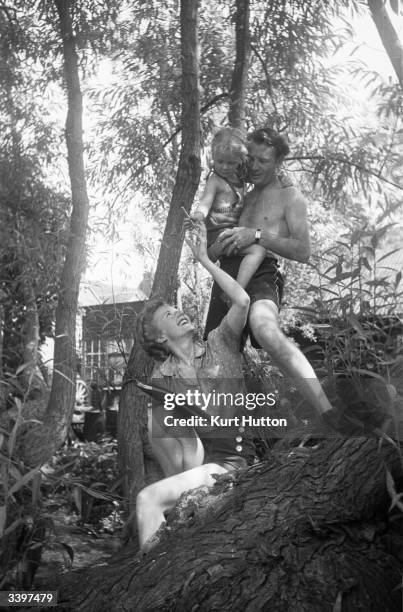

{"left": 211, "top": 127, "right": 248, "bottom": 160}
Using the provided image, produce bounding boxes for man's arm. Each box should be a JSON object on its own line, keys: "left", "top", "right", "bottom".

{"left": 261, "top": 193, "right": 311, "bottom": 262}
{"left": 218, "top": 191, "right": 311, "bottom": 263}
{"left": 185, "top": 222, "right": 249, "bottom": 336}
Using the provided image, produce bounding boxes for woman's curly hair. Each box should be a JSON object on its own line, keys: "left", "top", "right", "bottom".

{"left": 136, "top": 297, "right": 171, "bottom": 361}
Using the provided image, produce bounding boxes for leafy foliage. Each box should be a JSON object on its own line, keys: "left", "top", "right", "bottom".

{"left": 0, "top": 394, "right": 122, "bottom": 588}
{"left": 0, "top": 8, "right": 70, "bottom": 377}
{"left": 47, "top": 438, "right": 122, "bottom": 526}
{"left": 83, "top": 0, "right": 403, "bottom": 272}
{"left": 289, "top": 217, "right": 403, "bottom": 439}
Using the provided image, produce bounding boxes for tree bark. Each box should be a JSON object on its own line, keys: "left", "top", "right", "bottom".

{"left": 58, "top": 438, "right": 402, "bottom": 611}
{"left": 118, "top": 0, "right": 201, "bottom": 529}
{"left": 150, "top": 0, "right": 201, "bottom": 303}
{"left": 228, "top": 0, "right": 251, "bottom": 131}
{"left": 0, "top": 299, "right": 6, "bottom": 411}
{"left": 368, "top": 0, "right": 403, "bottom": 87}
{"left": 21, "top": 0, "right": 89, "bottom": 465}
{"left": 117, "top": 345, "right": 164, "bottom": 541}
{"left": 20, "top": 277, "right": 46, "bottom": 396}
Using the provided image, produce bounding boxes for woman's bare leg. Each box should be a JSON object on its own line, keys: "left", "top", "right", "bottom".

{"left": 136, "top": 463, "right": 228, "bottom": 550}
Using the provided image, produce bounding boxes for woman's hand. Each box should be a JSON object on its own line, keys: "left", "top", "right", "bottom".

{"left": 185, "top": 220, "right": 209, "bottom": 263}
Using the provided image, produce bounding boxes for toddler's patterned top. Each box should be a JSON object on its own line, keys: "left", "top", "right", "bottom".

{"left": 206, "top": 171, "right": 245, "bottom": 229}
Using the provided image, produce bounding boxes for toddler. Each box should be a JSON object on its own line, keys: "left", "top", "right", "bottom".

{"left": 193, "top": 127, "right": 266, "bottom": 289}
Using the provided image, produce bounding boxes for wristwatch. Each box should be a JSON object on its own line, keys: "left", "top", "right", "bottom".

{"left": 254, "top": 229, "right": 262, "bottom": 244}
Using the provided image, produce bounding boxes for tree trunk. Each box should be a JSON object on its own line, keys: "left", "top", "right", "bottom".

{"left": 58, "top": 438, "right": 402, "bottom": 611}
{"left": 118, "top": 0, "right": 201, "bottom": 528}
{"left": 0, "top": 299, "right": 6, "bottom": 412}
{"left": 228, "top": 0, "right": 251, "bottom": 131}
{"left": 150, "top": 0, "right": 201, "bottom": 303}
{"left": 117, "top": 345, "right": 163, "bottom": 541}
{"left": 368, "top": 0, "right": 403, "bottom": 87}
{"left": 20, "top": 278, "right": 46, "bottom": 396}
{"left": 21, "top": 0, "right": 89, "bottom": 466}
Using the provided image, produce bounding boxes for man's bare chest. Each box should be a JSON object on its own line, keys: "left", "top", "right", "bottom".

{"left": 240, "top": 190, "right": 286, "bottom": 225}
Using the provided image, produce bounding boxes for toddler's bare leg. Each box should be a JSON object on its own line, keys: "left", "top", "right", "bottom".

{"left": 236, "top": 244, "right": 266, "bottom": 288}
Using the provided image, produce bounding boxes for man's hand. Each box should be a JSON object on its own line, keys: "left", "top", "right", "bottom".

{"left": 217, "top": 227, "right": 255, "bottom": 255}
{"left": 185, "top": 220, "right": 209, "bottom": 263}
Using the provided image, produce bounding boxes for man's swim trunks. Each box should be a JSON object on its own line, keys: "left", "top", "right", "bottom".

{"left": 204, "top": 255, "right": 284, "bottom": 349}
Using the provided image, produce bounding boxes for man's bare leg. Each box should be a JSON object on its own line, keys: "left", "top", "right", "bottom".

{"left": 249, "top": 300, "right": 333, "bottom": 416}
{"left": 136, "top": 463, "right": 228, "bottom": 550}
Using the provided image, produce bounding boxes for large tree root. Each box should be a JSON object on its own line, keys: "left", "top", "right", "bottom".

{"left": 57, "top": 438, "right": 402, "bottom": 611}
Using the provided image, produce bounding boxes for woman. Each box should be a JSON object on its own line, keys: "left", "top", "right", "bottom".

{"left": 136, "top": 221, "right": 255, "bottom": 551}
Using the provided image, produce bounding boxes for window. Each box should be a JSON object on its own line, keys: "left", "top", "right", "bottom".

{"left": 83, "top": 338, "right": 106, "bottom": 382}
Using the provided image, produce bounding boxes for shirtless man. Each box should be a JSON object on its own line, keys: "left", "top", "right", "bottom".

{"left": 202, "top": 127, "right": 335, "bottom": 422}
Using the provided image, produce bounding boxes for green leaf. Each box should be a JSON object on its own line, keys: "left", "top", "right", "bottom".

{"left": 332, "top": 591, "right": 343, "bottom": 612}
{"left": 359, "top": 256, "right": 372, "bottom": 272}
{"left": 385, "top": 384, "right": 397, "bottom": 402}
{"left": 385, "top": 468, "right": 403, "bottom": 513}
{"left": 346, "top": 314, "right": 367, "bottom": 340}
{"left": 32, "top": 472, "right": 42, "bottom": 505}
{"left": 349, "top": 368, "right": 388, "bottom": 383}
{"left": 322, "top": 287, "right": 339, "bottom": 296}
{"left": 377, "top": 248, "right": 402, "bottom": 263}
{"left": 15, "top": 363, "right": 30, "bottom": 375}
{"left": 72, "top": 486, "right": 82, "bottom": 515}
{"left": 324, "top": 263, "right": 337, "bottom": 275}
{"left": 8, "top": 464, "right": 23, "bottom": 482}
{"left": 4, "top": 518, "right": 24, "bottom": 537}
{"left": 292, "top": 306, "right": 318, "bottom": 313}
{"left": 61, "top": 542, "right": 75, "bottom": 565}
{"left": 8, "top": 399, "right": 23, "bottom": 458}
{"left": 375, "top": 223, "right": 396, "bottom": 239}
{"left": 8, "top": 467, "right": 40, "bottom": 496}
{"left": 363, "top": 246, "right": 375, "bottom": 257}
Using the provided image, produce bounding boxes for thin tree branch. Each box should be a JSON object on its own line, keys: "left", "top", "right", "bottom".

{"left": 228, "top": 0, "right": 250, "bottom": 131}
{"left": 128, "top": 92, "right": 229, "bottom": 184}
{"left": 377, "top": 113, "right": 399, "bottom": 178}
{"left": 250, "top": 43, "right": 279, "bottom": 118}
{"left": 368, "top": 0, "right": 403, "bottom": 88}
{"left": 288, "top": 154, "right": 403, "bottom": 191}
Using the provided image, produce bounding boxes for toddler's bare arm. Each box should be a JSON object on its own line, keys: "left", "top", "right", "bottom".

{"left": 193, "top": 173, "right": 220, "bottom": 220}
